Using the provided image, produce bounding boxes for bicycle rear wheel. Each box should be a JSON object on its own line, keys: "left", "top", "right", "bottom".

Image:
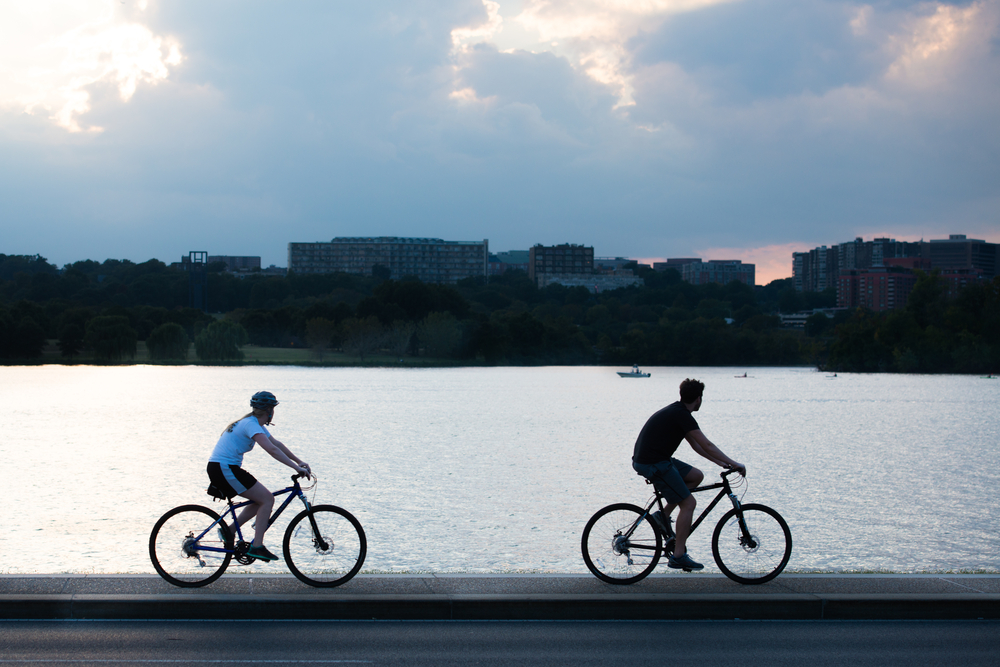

{"left": 711, "top": 503, "right": 791, "bottom": 585}
{"left": 149, "top": 504, "right": 233, "bottom": 588}
{"left": 581, "top": 503, "right": 662, "bottom": 585}
{"left": 283, "top": 505, "right": 366, "bottom": 587}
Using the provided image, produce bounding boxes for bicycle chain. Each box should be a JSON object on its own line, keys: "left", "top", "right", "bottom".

{"left": 234, "top": 540, "right": 256, "bottom": 565}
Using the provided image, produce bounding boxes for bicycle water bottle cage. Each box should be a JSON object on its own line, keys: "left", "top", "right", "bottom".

{"left": 206, "top": 484, "right": 230, "bottom": 501}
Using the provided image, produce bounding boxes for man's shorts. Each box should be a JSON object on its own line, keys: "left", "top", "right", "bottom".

{"left": 632, "top": 458, "right": 694, "bottom": 504}
{"left": 207, "top": 461, "right": 258, "bottom": 498}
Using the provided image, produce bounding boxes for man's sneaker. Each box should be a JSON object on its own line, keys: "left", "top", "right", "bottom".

{"left": 247, "top": 545, "right": 279, "bottom": 562}
{"left": 650, "top": 511, "right": 674, "bottom": 540}
{"left": 667, "top": 551, "right": 704, "bottom": 571}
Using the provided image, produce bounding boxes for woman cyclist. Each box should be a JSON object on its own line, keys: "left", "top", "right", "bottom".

{"left": 207, "top": 391, "right": 311, "bottom": 562}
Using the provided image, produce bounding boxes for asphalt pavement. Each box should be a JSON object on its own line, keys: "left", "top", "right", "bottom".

{"left": 2, "top": 573, "right": 998, "bottom": 620}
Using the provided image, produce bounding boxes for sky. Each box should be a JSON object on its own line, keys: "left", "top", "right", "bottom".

{"left": 1, "top": 0, "right": 998, "bottom": 284}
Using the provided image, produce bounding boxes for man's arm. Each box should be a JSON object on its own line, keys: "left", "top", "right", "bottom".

{"left": 685, "top": 429, "right": 745, "bottom": 474}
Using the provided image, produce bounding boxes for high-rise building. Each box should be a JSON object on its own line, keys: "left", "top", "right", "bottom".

{"left": 287, "top": 237, "right": 488, "bottom": 284}
{"left": 528, "top": 244, "right": 594, "bottom": 282}
{"left": 795, "top": 237, "right": 923, "bottom": 293}
{"left": 793, "top": 246, "right": 838, "bottom": 292}
{"left": 837, "top": 266, "right": 918, "bottom": 312}
{"left": 680, "top": 260, "right": 755, "bottom": 287}
{"left": 923, "top": 234, "right": 999, "bottom": 278}
{"left": 488, "top": 250, "right": 530, "bottom": 277}
{"left": 653, "top": 258, "right": 700, "bottom": 274}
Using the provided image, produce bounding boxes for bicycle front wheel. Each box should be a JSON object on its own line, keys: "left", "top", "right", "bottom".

{"left": 283, "top": 505, "right": 367, "bottom": 587}
{"left": 711, "top": 503, "right": 792, "bottom": 585}
{"left": 149, "top": 504, "right": 233, "bottom": 588}
{"left": 581, "top": 503, "right": 662, "bottom": 585}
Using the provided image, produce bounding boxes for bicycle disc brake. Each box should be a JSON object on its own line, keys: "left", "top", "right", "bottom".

{"left": 313, "top": 535, "right": 333, "bottom": 554}
{"left": 234, "top": 540, "right": 256, "bottom": 565}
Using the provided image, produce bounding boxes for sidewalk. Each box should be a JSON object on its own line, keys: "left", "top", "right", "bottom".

{"left": 2, "top": 574, "right": 998, "bottom": 621}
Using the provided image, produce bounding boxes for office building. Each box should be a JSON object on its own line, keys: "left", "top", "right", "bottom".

{"left": 528, "top": 244, "right": 594, "bottom": 282}
{"left": 653, "top": 258, "right": 700, "bottom": 274}
{"left": 837, "top": 266, "right": 918, "bottom": 312}
{"left": 488, "top": 250, "right": 530, "bottom": 277}
{"left": 287, "top": 237, "right": 489, "bottom": 284}
{"left": 794, "top": 237, "right": 922, "bottom": 293}
{"left": 671, "top": 259, "right": 756, "bottom": 286}
{"left": 923, "top": 234, "right": 999, "bottom": 278}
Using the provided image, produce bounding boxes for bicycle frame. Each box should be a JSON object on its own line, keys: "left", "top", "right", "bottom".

{"left": 632, "top": 469, "right": 747, "bottom": 550}
{"left": 195, "top": 475, "right": 318, "bottom": 556}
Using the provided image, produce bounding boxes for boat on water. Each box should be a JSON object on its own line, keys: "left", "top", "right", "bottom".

{"left": 618, "top": 365, "right": 651, "bottom": 378}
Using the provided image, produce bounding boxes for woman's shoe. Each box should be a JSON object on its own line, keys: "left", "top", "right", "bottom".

{"left": 247, "top": 545, "right": 279, "bottom": 561}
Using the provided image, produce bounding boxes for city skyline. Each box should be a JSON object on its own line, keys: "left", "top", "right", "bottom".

{"left": 2, "top": 1, "right": 998, "bottom": 286}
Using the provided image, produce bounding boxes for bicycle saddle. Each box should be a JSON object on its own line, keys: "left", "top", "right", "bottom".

{"left": 206, "top": 484, "right": 231, "bottom": 501}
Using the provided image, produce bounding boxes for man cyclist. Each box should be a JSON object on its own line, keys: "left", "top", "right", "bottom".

{"left": 632, "top": 378, "right": 746, "bottom": 570}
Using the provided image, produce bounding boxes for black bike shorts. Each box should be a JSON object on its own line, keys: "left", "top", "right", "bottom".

{"left": 632, "top": 458, "right": 694, "bottom": 504}
{"left": 207, "top": 461, "right": 258, "bottom": 498}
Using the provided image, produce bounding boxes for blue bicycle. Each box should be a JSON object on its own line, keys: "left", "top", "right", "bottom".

{"left": 149, "top": 473, "right": 366, "bottom": 588}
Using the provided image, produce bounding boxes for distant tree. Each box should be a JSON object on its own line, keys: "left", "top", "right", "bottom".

{"left": 341, "top": 316, "right": 384, "bottom": 361}
{"left": 804, "top": 312, "right": 833, "bottom": 337}
{"left": 195, "top": 320, "right": 248, "bottom": 361}
{"left": 2, "top": 315, "right": 47, "bottom": 359}
{"left": 85, "top": 316, "right": 138, "bottom": 361}
{"left": 58, "top": 323, "right": 85, "bottom": 359}
{"left": 385, "top": 321, "right": 416, "bottom": 358}
{"left": 305, "top": 317, "right": 337, "bottom": 360}
{"left": 419, "top": 312, "right": 462, "bottom": 358}
{"left": 146, "top": 323, "right": 191, "bottom": 361}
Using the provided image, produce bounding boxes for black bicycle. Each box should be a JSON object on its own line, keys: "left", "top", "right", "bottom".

{"left": 149, "top": 473, "right": 366, "bottom": 588}
{"left": 581, "top": 468, "right": 791, "bottom": 585}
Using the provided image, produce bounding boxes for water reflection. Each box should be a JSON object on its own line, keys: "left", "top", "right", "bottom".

{"left": 1, "top": 365, "right": 997, "bottom": 574}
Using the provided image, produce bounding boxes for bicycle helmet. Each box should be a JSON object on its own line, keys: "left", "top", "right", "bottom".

{"left": 250, "top": 391, "right": 279, "bottom": 409}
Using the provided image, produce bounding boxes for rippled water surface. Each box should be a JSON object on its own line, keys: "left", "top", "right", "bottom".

{"left": 2, "top": 365, "right": 998, "bottom": 575}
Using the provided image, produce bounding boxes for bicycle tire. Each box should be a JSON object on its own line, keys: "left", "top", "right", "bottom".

{"left": 711, "top": 503, "right": 792, "bottom": 585}
{"left": 581, "top": 503, "right": 662, "bottom": 585}
{"left": 149, "top": 504, "right": 233, "bottom": 588}
{"left": 283, "top": 505, "right": 367, "bottom": 587}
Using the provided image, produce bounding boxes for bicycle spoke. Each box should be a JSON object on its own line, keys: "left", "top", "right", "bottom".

{"left": 582, "top": 504, "right": 661, "bottom": 585}
{"left": 711, "top": 504, "right": 791, "bottom": 585}
{"left": 283, "top": 505, "right": 366, "bottom": 587}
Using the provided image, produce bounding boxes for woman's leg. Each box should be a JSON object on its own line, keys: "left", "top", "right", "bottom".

{"left": 238, "top": 482, "right": 274, "bottom": 547}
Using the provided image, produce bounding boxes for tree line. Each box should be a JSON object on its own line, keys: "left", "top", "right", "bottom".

{"left": 2, "top": 252, "right": 995, "bottom": 372}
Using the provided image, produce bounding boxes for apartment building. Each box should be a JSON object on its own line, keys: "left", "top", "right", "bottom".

{"left": 287, "top": 237, "right": 489, "bottom": 284}
{"left": 528, "top": 244, "right": 594, "bottom": 282}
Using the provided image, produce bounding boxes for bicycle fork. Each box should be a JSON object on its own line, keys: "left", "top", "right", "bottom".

{"left": 729, "top": 493, "right": 758, "bottom": 549}
{"left": 301, "top": 497, "right": 330, "bottom": 551}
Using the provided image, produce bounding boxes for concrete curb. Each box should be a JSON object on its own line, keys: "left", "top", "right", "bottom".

{"left": 3, "top": 593, "right": 998, "bottom": 621}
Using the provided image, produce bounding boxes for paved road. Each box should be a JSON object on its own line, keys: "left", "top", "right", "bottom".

{"left": 1, "top": 619, "right": 999, "bottom": 666}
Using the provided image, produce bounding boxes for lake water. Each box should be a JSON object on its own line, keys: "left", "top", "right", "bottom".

{"left": 1, "top": 365, "right": 997, "bottom": 575}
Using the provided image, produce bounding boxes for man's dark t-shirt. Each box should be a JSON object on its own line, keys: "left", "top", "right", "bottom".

{"left": 632, "top": 401, "right": 700, "bottom": 464}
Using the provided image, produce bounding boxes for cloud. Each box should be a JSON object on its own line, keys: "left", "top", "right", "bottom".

{"left": 451, "top": 0, "right": 737, "bottom": 107}
{"left": 0, "top": 0, "right": 182, "bottom": 132}
{"left": 883, "top": 0, "right": 999, "bottom": 87}
{"left": 0, "top": 1, "right": 997, "bottom": 270}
